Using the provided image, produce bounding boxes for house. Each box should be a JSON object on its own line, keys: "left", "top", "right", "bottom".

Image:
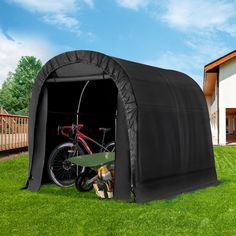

{"left": 203, "top": 50, "right": 236, "bottom": 145}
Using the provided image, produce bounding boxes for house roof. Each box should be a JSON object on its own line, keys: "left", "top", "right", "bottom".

{"left": 203, "top": 50, "right": 236, "bottom": 95}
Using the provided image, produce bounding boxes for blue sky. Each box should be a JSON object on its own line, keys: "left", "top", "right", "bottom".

{"left": 0, "top": 0, "right": 236, "bottom": 87}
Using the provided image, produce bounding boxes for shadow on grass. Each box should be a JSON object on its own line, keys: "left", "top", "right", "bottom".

{"left": 37, "top": 184, "right": 106, "bottom": 200}
{"left": 32, "top": 183, "right": 135, "bottom": 206}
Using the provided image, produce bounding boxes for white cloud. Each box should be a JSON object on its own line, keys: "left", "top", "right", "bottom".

{"left": 82, "top": 0, "right": 94, "bottom": 8}
{"left": 87, "top": 32, "right": 96, "bottom": 42}
{"left": 159, "top": 0, "right": 236, "bottom": 36}
{"left": 145, "top": 51, "right": 204, "bottom": 85}
{"left": 8, "top": 0, "right": 81, "bottom": 35}
{"left": 9, "top": 0, "right": 77, "bottom": 13}
{"left": 145, "top": 36, "right": 232, "bottom": 87}
{"left": 116, "top": 0, "right": 150, "bottom": 10}
{"left": 0, "top": 31, "right": 54, "bottom": 87}
{"left": 185, "top": 35, "right": 231, "bottom": 58}
{"left": 42, "top": 14, "right": 81, "bottom": 35}
{"left": 115, "top": 0, "right": 235, "bottom": 86}
{"left": 116, "top": 0, "right": 236, "bottom": 36}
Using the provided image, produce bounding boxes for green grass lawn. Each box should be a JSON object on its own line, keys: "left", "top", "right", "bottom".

{"left": 0, "top": 146, "right": 236, "bottom": 236}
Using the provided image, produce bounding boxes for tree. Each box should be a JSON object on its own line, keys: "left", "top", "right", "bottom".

{"left": 0, "top": 56, "right": 42, "bottom": 115}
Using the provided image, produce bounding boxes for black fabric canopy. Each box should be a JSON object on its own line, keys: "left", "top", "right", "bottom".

{"left": 26, "top": 50, "right": 218, "bottom": 202}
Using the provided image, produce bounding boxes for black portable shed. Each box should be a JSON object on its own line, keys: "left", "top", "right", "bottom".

{"left": 26, "top": 50, "right": 218, "bottom": 202}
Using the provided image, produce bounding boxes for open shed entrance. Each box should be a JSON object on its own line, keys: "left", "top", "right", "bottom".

{"left": 44, "top": 78, "right": 118, "bottom": 182}
{"left": 226, "top": 108, "right": 236, "bottom": 145}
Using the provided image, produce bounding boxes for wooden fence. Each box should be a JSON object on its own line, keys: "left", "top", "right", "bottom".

{"left": 0, "top": 114, "right": 29, "bottom": 151}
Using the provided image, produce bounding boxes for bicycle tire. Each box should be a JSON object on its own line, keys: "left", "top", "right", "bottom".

{"left": 47, "top": 142, "right": 85, "bottom": 187}
{"left": 75, "top": 172, "right": 95, "bottom": 192}
{"left": 104, "top": 141, "right": 115, "bottom": 152}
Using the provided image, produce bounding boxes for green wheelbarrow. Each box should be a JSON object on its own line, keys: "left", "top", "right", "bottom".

{"left": 68, "top": 152, "right": 115, "bottom": 192}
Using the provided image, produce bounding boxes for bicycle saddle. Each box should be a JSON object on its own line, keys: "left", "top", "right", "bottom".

{"left": 98, "top": 127, "right": 111, "bottom": 132}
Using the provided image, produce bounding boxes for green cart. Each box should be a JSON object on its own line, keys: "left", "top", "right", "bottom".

{"left": 69, "top": 152, "right": 115, "bottom": 192}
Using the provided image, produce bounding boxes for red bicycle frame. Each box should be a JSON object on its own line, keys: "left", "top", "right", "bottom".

{"left": 60, "top": 124, "right": 104, "bottom": 154}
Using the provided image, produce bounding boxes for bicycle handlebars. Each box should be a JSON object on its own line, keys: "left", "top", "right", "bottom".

{"left": 57, "top": 124, "right": 84, "bottom": 137}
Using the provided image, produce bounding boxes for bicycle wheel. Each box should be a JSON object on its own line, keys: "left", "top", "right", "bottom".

{"left": 75, "top": 172, "right": 95, "bottom": 192}
{"left": 47, "top": 142, "right": 84, "bottom": 187}
{"left": 104, "top": 141, "right": 115, "bottom": 152}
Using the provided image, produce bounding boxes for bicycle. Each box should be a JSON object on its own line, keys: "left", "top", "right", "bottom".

{"left": 47, "top": 123, "right": 115, "bottom": 188}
